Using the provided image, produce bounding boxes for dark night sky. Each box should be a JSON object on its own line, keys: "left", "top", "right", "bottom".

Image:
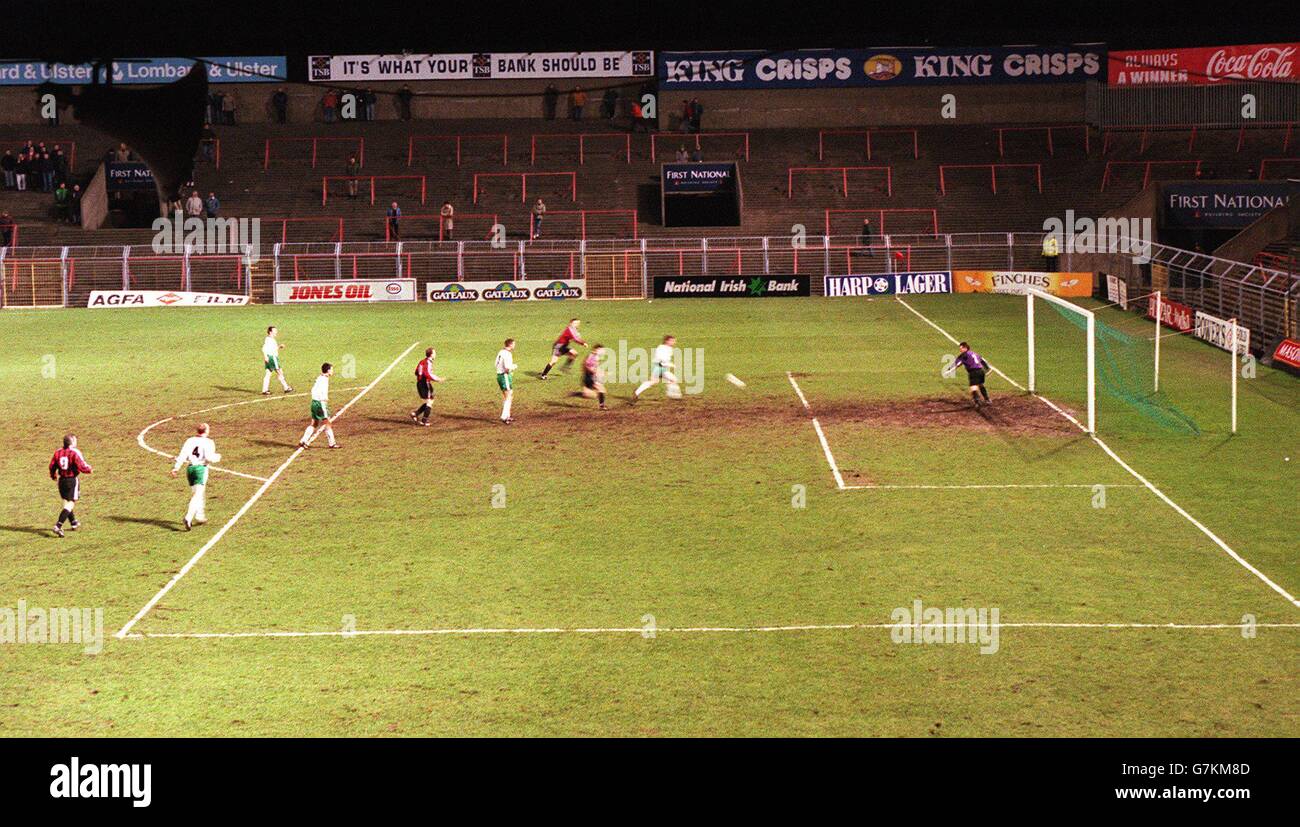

{"left": 15, "top": 0, "right": 1300, "bottom": 67}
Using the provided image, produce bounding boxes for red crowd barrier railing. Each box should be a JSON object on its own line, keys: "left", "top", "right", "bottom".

{"left": 939, "top": 163, "right": 1042, "bottom": 195}
{"left": 791, "top": 244, "right": 911, "bottom": 275}
{"left": 1100, "top": 159, "right": 1202, "bottom": 191}
{"left": 995, "top": 124, "right": 1089, "bottom": 157}
{"left": 384, "top": 213, "right": 501, "bottom": 242}
{"left": 288, "top": 251, "right": 413, "bottom": 281}
{"left": 1236, "top": 122, "right": 1294, "bottom": 153}
{"left": 823, "top": 208, "right": 938, "bottom": 237}
{"left": 650, "top": 131, "right": 750, "bottom": 162}
{"left": 539, "top": 209, "right": 638, "bottom": 240}
{"left": 1259, "top": 158, "right": 1300, "bottom": 180}
{"left": 787, "top": 166, "right": 893, "bottom": 198}
{"left": 817, "top": 129, "right": 919, "bottom": 161}
{"left": 472, "top": 171, "right": 576, "bottom": 204}
{"left": 265, "top": 136, "right": 364, "bottom": 171}
{"left": 264, "top": 216, "right": 345, "bottom": 243}
{"left": 407, "top": 134, "right": 509, "bottom": 167}
{"left": 322, "top": 175, "right": 426, "bottom": 206}
{"left": 530, "top": 133, "right": 631, "bottom": 165}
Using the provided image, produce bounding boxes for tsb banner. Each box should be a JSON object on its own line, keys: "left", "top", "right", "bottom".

{"left": 954, "top": 271, "right": 1094, "bottom": 297}
{"left": 653, "top": 275, "right": 811, "bottom": 298}
{"left": 1109, "top": 42, "right": 1299, "bottom": 85}
{"left": 88, "top": 290, "right": 250, "bottom": 308}
{"left": 825, "top": 271, "right": 953, "bottom": 296}
{"left": 425, "top": 279, "right": 585, "bottom": 302}
{"left": 274, "top": 279, "right": 416, "bottom": 304}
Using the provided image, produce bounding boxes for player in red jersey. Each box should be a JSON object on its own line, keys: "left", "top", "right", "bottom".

{"left": 48, "top": 434, "right": 93, "bottom": 538}
{"left": 538, "top": 318, "right": 586, "bottom": 380}
{"left": 409, "top": 347, "right": 446, "bottom": 426}
{"left": 579, "top": 344, "right": 609, "bottom": 410}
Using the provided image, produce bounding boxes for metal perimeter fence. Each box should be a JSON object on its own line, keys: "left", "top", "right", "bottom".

{"left": 2, "top": 232, "right": 1296, "bottom": 347}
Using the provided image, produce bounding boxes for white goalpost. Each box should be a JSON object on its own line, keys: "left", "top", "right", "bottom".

{"left": 1026, "top": 287, "right": 1096, "bottom": 434}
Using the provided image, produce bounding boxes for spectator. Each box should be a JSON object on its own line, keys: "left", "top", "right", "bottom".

{"left": 323, "top": 90, "right": 338, "bottom": 124}
{"left": 185, "top": 190, "right": 204, "bottom": 219}
{"left": 569, "top": 87, "right": 587, "bottom": 121}
{"left": 440, "top": 201, "right": 455, "bottom": 240}
{"left": 859, "top": 218, "right": 875, "bottom": 256}
{"left": 1041, "top": 234, "right": 1059, "bottom": 271}
{"left": 386, "top": 202, "right": 402, "bottom": 240}
{"left": 15, "top": 151, "right": 29, "bottom": 191}
{"left": 345, "top": 155, "right": 362, "bottom": 199}
{"left": 397, "top": 85, "right": 414, "bottom": 121}
{"left": 200, "top": 123, "right": 217, "bottom": 162}
{"left": 205, "top": 192, "right": 220, "bottom": 218}
{"left": 272, "top": 88, "right": 288, "bottom": 123}
{"left": 0, "top": 211, "right": 15, "bottom": 246}
{"left": 69, "top": 185, "right": 82, "bottom": 225}
{"left": 39, "top": 152, "right": 54, "bottom": 191}
{"left": 114, "top": 143, "right": 132, "bottom": 163}
{"left": 2, "top": 150, "right": 15, "bottom": 189}
{"left": 207, "top": 91, "right": 222, "bottom": 125}
{"left": 680, "top": 99, "right": 693, "bottom": 132}
{"left": 690, "top": 147, "right": 703, "bottom": 163}
{"left": 531, "top": 197, "right": 546, "bottom": 239}
{"left": 630, "top": 100, "right": 646, "bottom": 133}
{"left": 601, "top": 87, "right": 619, "bottom": 120}
{"left": 52, "top": 145, "right": 68, "bottom": 181}
{"left": 675, "top": 145, "right": 689, "bottom": 162}
{"left": 542, "top": 84, "right": 559, "bottom": 120}
{"left": 364, "top": 89, "right": 377, "bottom": 121}
{"left": 690, "top": 97, "right": 703, "bottom": 132}
{"left": 221, "top": 91, "right": 236, "bottom": 125}
{"left": 54, "top": 182, "right": 70, "bottom": 221}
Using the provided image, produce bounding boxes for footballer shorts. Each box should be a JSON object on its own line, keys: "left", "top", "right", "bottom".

{"left": 57, "top": 476, "right": 80, "bottom": 502}
{"left": 966, "top": 369, "right": 986, "bottom": 386}
{"left": 416, "top": 379, "right": 434, "bottom": 400}
{"left": 552, "top": 342, "right": 576, "bottom": 358}
{"left": 264, "top": 354, "right": 281, "bottom": 371}
{"left": 582, "top": 371, "right": 597, "bottom": 390}
{"left": 186, "top": 465, "right": 209, "bottom": 487}
{"left": 310, "top": 400, "right": 330, "bottom": 421}
{"left": 497, "top": 373, "right": 513, "bottom": 391}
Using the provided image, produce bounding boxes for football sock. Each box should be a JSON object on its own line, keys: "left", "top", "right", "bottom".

{"left": 634, "top": 379, "right": 654, "bottom": 397}
{"left": 597, "top": 392, "right": 605, "bottom": 405}
{"left": 979, "top": 386, "right": 990, "bottom": 402}
{"left": 502, "top": 397, "right": 512, "bottom": 420}
{"left": 262, "top": 371, "right": 271, "bottom": 393}
{"left": 324, "top": 426, "right": 336, "bottom": 447}
{"left": 56, "top": 509, "right": 69, "bottom": 526}
{"left": 540, "top": 363, "right": 553, "bottom": 377}
{"left": 279, "top": 373, "right": 290, "bottom": 391}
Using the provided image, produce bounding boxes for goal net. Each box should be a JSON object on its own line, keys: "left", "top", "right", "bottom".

{"left": 1027, "top": 288, "right": 1202, "bottom": 435}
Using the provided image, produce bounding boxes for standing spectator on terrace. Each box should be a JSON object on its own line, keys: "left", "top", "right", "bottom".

{"left": 2, "top": 150, "right": 15, "bottom": 189}
{"left": 272, "top": 88, "right": 288, "bottom": 123}
{"left": 397, "top": 85, "right": 414, "bottom": 121}
{"left": 54, "top": 181, "right": 70, "bottom": 221}
{"left": 675, "top": 145, "right": 689, "bottom": 162}
{"left": 690, "top": 98, "right": 703, "bottom": 132}
{"left": 0, "top": 211, "right": 15, "bottom": 246}
{"left": 859, "top": 218, "right": 876, "bottom": 256}
{"left": 222, "top": 91, "right": 237, "bottom": 125}
{"left": 386, "top": 202, "right": 402, "bottom": 241}
{"left": 69, "top": 185, "right": 82, "bottom": 225}
{"left": 345, "top": 155, "right": 362, "bottom": 199}
{"left": 689, "top": 147, "right": 703, "bottom": 163}
{"left": 630, "top": 99, "right": 646, "bottom": 133}
{"left": 364, "top": 89, "right": 377, "bottom": 121}
{"left": 205, "top": 192, "right": 220, "bottom": 218}
{"left": 531, "top": 197, "right": 546, "bottom": 239}
{"left": 1041, "top": 234, "right": 1059, "bottom": 271}
{"left": 114, "top": 143, "right": 132, "bottom": 163}
{"left": 440, "top": 201, "right": 455, "bottom": 240}
{"left": 542, "top": 84, "right": 559, "bottom": 120}
{"left": 15, "top": 151, "right": 30, "bottom": 191}
{"left": 679, "top": 99, "right": 693, "bottom": 133}
{"left": 200, "top": 123, "right": 217, "bottom": 163}
{"left": 569, "top": 87, "right": 587, "bottom": 121}
{"left": 185, "top": 190, "right": 204, "bottom": 219}
{"left": 323, "top": 90, "right": 338, "bottom": 124}
{"left": 53, "top": 145, "right": 68, "bottom": 182}
{"left": 601, "top": 88, "right": 619, "bottom": 120}
{"left": 38, "top": 151, "right": 55, "bottom": 192}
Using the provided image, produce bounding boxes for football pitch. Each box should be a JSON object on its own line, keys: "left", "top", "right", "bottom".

{"left": 1, "top": 294, "right": 1296, "bottom": 737}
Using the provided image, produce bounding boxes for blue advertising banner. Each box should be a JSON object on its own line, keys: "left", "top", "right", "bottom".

{"left": 660, "top": 46, "right": 1105, "bottom": 89}
{"left": 825, "top": 272, "right": 953, "bottom": 296}
{"left": 0, "top": 57, "right": 287, "bottom": 85}
{"left": 1163, "top": 183, "right": 1291, "bottom": 228}
{"left": 662, "top": 162, "right": 738, "bottom": 193}
{"left": 105, "top": 162, "right": 156, "bottom": 192}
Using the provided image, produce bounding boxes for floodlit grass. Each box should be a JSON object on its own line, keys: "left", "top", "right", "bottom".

{"left": 0, "top": 294, "right": 1295, "bottom": 736}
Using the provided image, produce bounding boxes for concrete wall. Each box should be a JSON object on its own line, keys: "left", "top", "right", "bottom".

{"left": 0, "top": 79, "right": 1087, "bottom": 127}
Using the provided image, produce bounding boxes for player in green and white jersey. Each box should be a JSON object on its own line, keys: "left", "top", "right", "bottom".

{"left": 633, "top": 335, "right": 682, "bottom": 400}
{"left": 299, "top": 363, "right": 339, "bottom": 449}
{"left": 170, "top": 422, "right": 220, "bottom": 530}
{"left": 495, "top": 339, "right": 516, "bottom": 424}
{"left": 261, "top": 325, "right": 293, "bottom": 395}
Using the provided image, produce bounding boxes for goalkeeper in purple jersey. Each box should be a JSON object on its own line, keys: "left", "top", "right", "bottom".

{"left": 947, "top": 342, "right": 991, "bottom": 408}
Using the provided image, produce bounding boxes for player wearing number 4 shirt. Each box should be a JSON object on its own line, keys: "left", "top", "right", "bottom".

{"left": 261, "top": 325, "right": 292, "bottom": 395}
{"left": 49, "top": 434, "right": 93, "bottom": 538}
{"left": 171, "top": 423, "right": 220, "bottom": 531}
{"left": 946, "top": 342, "right": 992, "bottom": 408}
{"left": 410, "top": 347, "right": 446, "bottom": 426}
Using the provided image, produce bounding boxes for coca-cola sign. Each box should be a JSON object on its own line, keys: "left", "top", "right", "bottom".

{"left": 1110, "top": 42, "right": 1299, "bottom": 85}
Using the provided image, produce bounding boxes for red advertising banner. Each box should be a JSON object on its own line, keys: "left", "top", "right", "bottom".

{"left": 1146, "top": 295, "right": 1194, "bottom": 332}
{"left": 1109, "top": 42, "right": 1300, "bottom": 85}
{"left": 1273, "top": 338, "right": 1300, "bottom": 369}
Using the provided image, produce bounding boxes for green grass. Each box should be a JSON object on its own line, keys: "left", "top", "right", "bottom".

{"left": 0, "top": 294, "right": 1296, "bottom": 736}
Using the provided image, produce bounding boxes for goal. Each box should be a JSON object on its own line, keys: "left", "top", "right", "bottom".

{"left": 1026, "top": 287, "right": 1096, "bottom": 433}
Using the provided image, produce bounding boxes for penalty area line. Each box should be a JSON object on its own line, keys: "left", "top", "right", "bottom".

{"left": 894, "top": 295, "right": 1300, "bottom": 610}
{"left": 119, "top": 621, "right": 1300, "bottom": 640}
{"left": 115, "top": 342, "right": 421, "bottom": 640}
{"left": 787, "top": 372, "right": 846, "bottom": 489}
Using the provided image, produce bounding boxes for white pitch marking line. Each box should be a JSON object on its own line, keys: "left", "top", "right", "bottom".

{"left": 136, "top": 387, "right": 364, "bottom": 483}
{"left": 894, "top": 295, "right": 1300, "bottom": 610}
{"left": 119, "top": 621, "right": 1300, "bottom": 640}
{"left": 115, "top": 344, "right": 420, "bottom": 639}
{"left": 844, "top": 483, "right": 1143, "bottom": 490}
{"left": 787, "top": 372, "right": 847, "bottom": 489}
